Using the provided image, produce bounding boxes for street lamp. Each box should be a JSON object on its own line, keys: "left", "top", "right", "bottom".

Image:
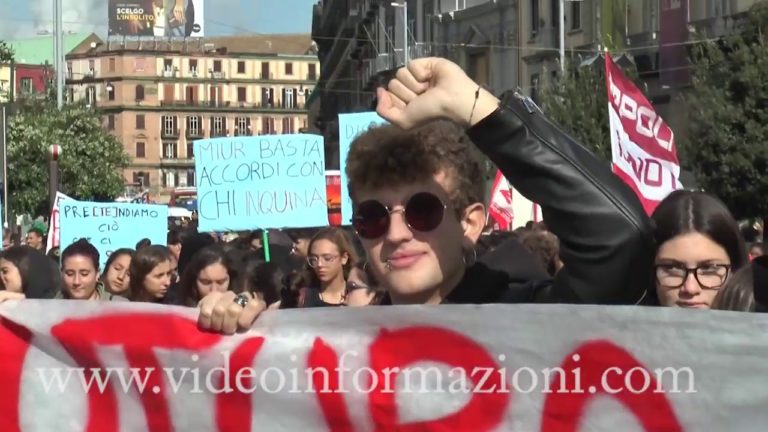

{"left": 391, "top": 1, "right": 408, "bottom": 65}
{"left": 48, "top": 144, "right": 62, "bottom": 213}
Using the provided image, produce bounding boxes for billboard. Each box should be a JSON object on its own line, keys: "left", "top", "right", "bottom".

{"left": 108, "top": 0, "right": 205, "bottom": 37}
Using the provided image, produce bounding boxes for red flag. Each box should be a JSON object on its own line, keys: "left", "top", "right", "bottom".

{"left": 605, "top": 53, "right": 682, "bottom": 215}
{"left": 488, "top": 170, "right": 514, "bottom": 230}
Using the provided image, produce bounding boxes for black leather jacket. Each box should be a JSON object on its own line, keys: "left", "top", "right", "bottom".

{"left": 453, "top": 92, "right": 654, "bottom": 305}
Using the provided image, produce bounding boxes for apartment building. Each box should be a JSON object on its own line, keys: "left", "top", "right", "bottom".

{"left": 65, "top": 34, "right": 319, "bottom": 198}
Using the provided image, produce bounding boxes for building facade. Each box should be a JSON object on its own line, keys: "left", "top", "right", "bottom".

{"left": 66, "top": 34, "right": 319, "bottom": 199}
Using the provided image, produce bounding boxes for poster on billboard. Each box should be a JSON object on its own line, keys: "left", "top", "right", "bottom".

{"left": 108, "top": 0, "right": 205, "bottom": 38}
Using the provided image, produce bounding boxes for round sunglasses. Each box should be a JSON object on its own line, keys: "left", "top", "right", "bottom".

{"left": 352, "top": 192, "right": 447, "bottom": 240}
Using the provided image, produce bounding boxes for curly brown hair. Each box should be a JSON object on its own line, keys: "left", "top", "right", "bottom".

{"left": 345, "top": 120, "right": 485, "bottom": 215}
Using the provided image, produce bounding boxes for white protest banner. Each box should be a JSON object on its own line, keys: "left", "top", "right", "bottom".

{"left": 46, "top": 191, "right": 73, "bottom": 252}
{"left": 605, "top": 53, "right": 682, "bottom": 215}
{"left": 1, "top": 301, "right": 767, "bottom": 431}
{"left": 59, "top": 201, "right": 168, "bottom": 268}
{"left": 194, "top": 135, "right": 328, "bottom": 232}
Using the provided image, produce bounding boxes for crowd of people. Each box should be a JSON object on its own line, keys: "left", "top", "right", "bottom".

{"left": 0, "top": 57, "right": 766, "bottom": 332}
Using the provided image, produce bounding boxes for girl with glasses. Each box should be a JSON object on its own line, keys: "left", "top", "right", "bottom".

{"left": 651, "top": 190, "right": 747, "bottom": 309}
{"left": 297, "top": 227, "right": 358, "bottom": 307}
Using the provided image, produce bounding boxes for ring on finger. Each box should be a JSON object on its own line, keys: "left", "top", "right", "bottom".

{"left": 233, "top": 293, "right": 250, "bottom": 308}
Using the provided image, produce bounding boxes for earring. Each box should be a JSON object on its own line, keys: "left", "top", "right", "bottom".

{"left": 461, "top": 247, "right": 477, "bottom": 267}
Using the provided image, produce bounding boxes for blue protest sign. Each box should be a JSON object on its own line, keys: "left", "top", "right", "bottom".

{"left": 194, "top": 134, "right": 328, "bottom": 232}
{"left": 338, "top": 112, "right": 388, "bottom": 225}
{"left": 59, "top": 201, "right": 168, "bottom": 269}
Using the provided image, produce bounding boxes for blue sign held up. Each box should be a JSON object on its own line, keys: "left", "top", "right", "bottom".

{"left": 338, "top": 112, "right": 389, "bottom": 225}
{"left": 59, "top": 201, "right": 168, "bottom": 269}
{"left": 193, "top": 135, "right": 328, "bottom": 232}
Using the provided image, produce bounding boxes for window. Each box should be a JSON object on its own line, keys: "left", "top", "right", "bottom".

{"left": 86, "top": 86, "right": 96, "bottom": 106}
{"left": 261, "top": 117, "right": 275, "bottom": 134}
{"left": 133, "top": 172, "right": 150, "bottom": 187}
{"left": 162, "top": 115, "right": 178, "bottom": 136}
{"left": 238, "top": 61, "right": 246, "bottom": 74}
{"left": 285, "top": 62, "right": 293, "bottom": 75}
{"left": 189, "top": 59, "right": 198, "bottom": 74}
{"left": 88, "top": 59, "right": 95, "bottom": 75}
{"left": 235, "top": 117, "right": 250, "bottom": 136}
{"left": 530, "top": 73, "right": 539, "bottom": 103}
{"left": 570, "top": 1, "right": 581, "bottom": 30}
{"left": 261, "top": 87, "right": 274, "bottom": 107}
{"left": 66, "top": 62, "right": 72, "bottom": 79}
{"left": 261, "top": 62, "right": 270, "bottom": 79}
{"left": 135, "top": 84, "right": 145, "bottom": 101}
{"left": 530, "top": 0, "right": 540, "bottom": 36}
{"left": 237, "top": 87, "right": 247, "bottom": 102}
{"left": 134, "top": 57, "right": 146, "bottom": 72}
{"left": 282, "top": 88, "right": 295, "bottom": 108}
{"left": 107, "top": 84, "right": 115, "bottom": 101}
{"left": 163, "top": 171, "right": 178, "bottom": 188}
{"left": 136, "top": 142, "right": 146, "bottom": 158}
{"left": 308, "top": 64, "right": 317, "bottom": 80}
{"left": 20, "top": 78, "right": 33, "bottom": 94}
{"left": 211, "top": 116, "right": 226, "bottom": 136}
{"left": 136, "top": 114, "right": 145, "bottom": 129}
{"left": 186, "top": 142, "right": 194, "bottom": 159}
{"left": 282, "top": 117, "right": 295, "bottom": 134}
{"left": 187, "top": 115, "right": 201, "bottom": 136}
{"left": 163, "top": 142, "right": 178, "bottom": 159}
{"left": 186, "top": 170, "right": 195, "bottom": 186}
{"left": 213, "top": 60, "right": 222, "bottom": 73}
{"left": 109, "top": 57, "right": 116, "bottom": 72}
{"left": 107, "top": 115, "right": 115, "bottom": 130}
{"left": 164, "top": 59, "right": 173, "bottom": 72}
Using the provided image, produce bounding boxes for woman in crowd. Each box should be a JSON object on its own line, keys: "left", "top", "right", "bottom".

{"left": 711, "top": 255, "right": 768, "bottom": 312}
{"left": 298, "top": 227, "right": 357, "bottom": 307}
{"left": 344, "top": 262, "right": 382, "bottom": 306}
{"left": 245, "top": 260, "right": 289, "bottom": 310}
{"left": 60, "top": 239, "right": 126, "bottom": 301}
{"left": 101, "top": 248, "right": 134, "bottom": 297}
{"left": 129, "top": 245, "right": 174, "bottom": 303}
{"left": 651, "top": 190, "right": 747, "bottom": 308}
{"left": 177, "top": 245, "right": 238, "bottom": 307}
{"left": 0, "top": 245, "right": 61, "bottom": 300}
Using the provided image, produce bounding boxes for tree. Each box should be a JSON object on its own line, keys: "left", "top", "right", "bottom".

{"left": 539, "top": 61, "right": 613, "bottom": 162}
{"left": 681, "top": 1, "right": 768, "bottom": 220}
{"left": 6, "top": 100, "right": 130, "bottom": 216}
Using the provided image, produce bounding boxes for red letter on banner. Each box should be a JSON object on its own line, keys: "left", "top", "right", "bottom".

{"left": 214, "top": 337, "right": 265, "bottom": 432}
{"left": 306, "top": 337, "right": 355, "bottom": 432}
{"left": 0, "top": 317, "right": 33, "bottom": 432}
{"left": 368, "top": 326, "right": 509, "bottom": 431}
{"left": 541, "top": 340, "right": 683, "bottom": 432}
{"left": 51, "top": 313, "right": 222, "bottom": 432}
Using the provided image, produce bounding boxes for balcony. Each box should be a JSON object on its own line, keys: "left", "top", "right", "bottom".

{"left": 186, "top": 128, "right": 204, "bottom": 139}
{"left": 259, "top": 72, "right": 274, "bottom": 80}
{"left": 234, "top": 127, "right": 252, "bottom": 136}
{"left": 211, "top": 71, "right": 225, "bottom": 79}
{"left": 210, "top": 128, "right": 229, "bottom": 137}
{"left": 161, "top": 128, "right": 180, "bottom": 139}
{"left": 158, "top": 99, "right": 307, "bottom": 111}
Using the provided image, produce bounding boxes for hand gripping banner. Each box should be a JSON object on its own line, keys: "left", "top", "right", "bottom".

{"left": 2, "top": 301, "right": 768, "bottom": 431}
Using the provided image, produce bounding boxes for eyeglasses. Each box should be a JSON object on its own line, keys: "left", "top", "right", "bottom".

{"left": 352, "top": 192, "right": 447, "bottom": 240}
{"left": 655, "top": 263, "right": 731, "bottom": 289}
{"left": 307, "top": 254, "right": 339, "bottom": 268}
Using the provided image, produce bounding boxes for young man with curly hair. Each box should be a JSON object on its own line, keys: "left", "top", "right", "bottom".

{"left": 199, "top": 58, "right": 654, "bottom": 332}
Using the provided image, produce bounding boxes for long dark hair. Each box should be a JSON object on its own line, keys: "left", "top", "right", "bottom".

{"left": 178, "top": 245, "right": 237, "bottom": 306}
{"left": 129, "top": 245, "right": 172, "bottom": 301}
{"left": 652, "top": 190, "right": 747, "bottom": 269}
{"left": 102, "top": 248, "right": 134, "bottom": 276}
{"left": 0, "top": 246, "right": 61, "bottom": 298}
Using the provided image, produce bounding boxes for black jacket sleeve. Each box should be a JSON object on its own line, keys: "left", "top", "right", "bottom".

{"left": 466, "top": 92, "right": 654, "bottom": 305}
